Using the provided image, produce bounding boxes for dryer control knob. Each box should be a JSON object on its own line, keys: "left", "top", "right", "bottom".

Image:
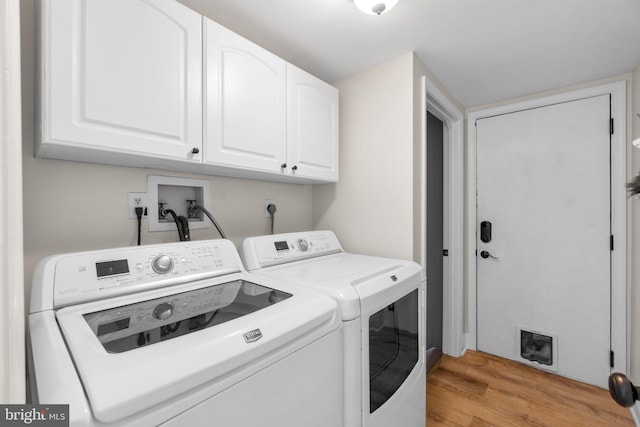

{"left": 297, "top": 239, "right": 309, "bottom": 252}
{"left": 152, "top": 254, "right": 174, "bottom": 274}
{"left": 153, "top": 302, "right": 175, "bottom": 321}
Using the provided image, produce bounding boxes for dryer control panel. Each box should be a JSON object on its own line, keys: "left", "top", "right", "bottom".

{"left": 240, "top": 230, "right": 343, "bottom": 270}
{"left": 32, "top": 240, "right": 243, "bottom": 311}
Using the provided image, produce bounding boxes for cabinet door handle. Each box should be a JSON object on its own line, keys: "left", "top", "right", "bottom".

{"left": 191, "top": 147, "right": 200, "bottom": 154}
{"left": 281, "top": 163, "right": 287, "bottom": 169}
{"left": 291, "top": 165, "right": 298, "bottom": 171}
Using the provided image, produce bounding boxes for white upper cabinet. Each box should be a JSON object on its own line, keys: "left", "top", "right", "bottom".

{"left": 37, "top": 1, "right": 339, "bottom": 182}
{"left": 204, "top": 20, "right": 338, "bottom": 182}
{"left": 38, "top": 0, "right": 203, "bottom": 164}
{"left": 287, "top": 64, "right": 339, "bottom": 182}
{"left": 204, "top": 18, "right": 287, "bottom": 174}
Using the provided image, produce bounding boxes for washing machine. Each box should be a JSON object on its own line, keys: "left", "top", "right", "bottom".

{"left": 28, "top": 239, "right": 344, "bottom": 426}
{"left": 240, "top": 230, "right": 426, "bottom": 427}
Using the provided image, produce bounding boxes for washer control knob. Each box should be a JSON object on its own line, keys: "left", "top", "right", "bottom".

{"left": 152, "top": 302, "right": 174, "bottom": 321}
{"left": 152, "top": 255, "right": 174, "bottom": 274}
{"left": 297, "top": 239, "right": 309, "bottom": 252}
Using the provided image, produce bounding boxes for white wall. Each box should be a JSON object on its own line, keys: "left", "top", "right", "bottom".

{"left": 20, "top": 0, "right": 313, "bottom": 301}
{"left": 312, "top": 53, "right": 415, "bottom": 260}
{"left": 312, "top": 51, "right": 464, "bottom": 268}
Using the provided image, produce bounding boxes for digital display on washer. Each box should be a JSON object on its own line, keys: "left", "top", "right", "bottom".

{"left": 97, "top": 318, "right": 131, "bottom": 336}
{"left": 274, "top": 241, "right": 289, "bottom": 251}
{"left": 83, "top": 280, "right": 292, "bottom": 353}
{"left": 96, "top": 259, "right": 129, "bottom": 278}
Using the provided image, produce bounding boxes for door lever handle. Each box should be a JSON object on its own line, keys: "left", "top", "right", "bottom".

{"left": 480, "top": 250, "right": 499, "bottom": 260}
{"left": 609, "top": 373, "right": 640, "bottom": 408}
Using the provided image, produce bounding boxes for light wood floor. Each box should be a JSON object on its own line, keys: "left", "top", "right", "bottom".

{"left": 427, "top": 350, "right": 634, "bottom": 426}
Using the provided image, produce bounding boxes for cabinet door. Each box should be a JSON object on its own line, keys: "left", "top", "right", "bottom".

{"left": 287, "top": 64, "right": 339, "bottom": 182}
{"left": 40, "top": 0, "right": 202, "bottom": 163}
{"left": 204, "top": 18, "right": 287, "bottom": 174}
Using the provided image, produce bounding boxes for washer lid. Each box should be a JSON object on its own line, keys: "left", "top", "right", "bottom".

{"left": 56, "top": 274, "right": 339, "bottom": 424}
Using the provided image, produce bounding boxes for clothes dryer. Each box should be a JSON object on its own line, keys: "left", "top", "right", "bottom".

{"left": 240, "top": 230, "right": 426, "bottom": 427}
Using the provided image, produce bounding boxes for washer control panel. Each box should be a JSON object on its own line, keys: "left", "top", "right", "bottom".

{"left": 152, "top": 302, "right": 175, "bottom": 320}
{"left": 151, "top": 255, "right": 175, "bottom": 274}
{"left": 241, "top": 230, "right": 343, "bottom": 269}
{"left": 296, "top": 239, "right": 309, "bottom": 252}
{"left": 51, "top": 240, "right": 242, "bottom": 308}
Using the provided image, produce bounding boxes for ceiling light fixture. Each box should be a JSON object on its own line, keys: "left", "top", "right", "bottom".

{"left": 354, "top": 0, "right": 399, "bottom": 15}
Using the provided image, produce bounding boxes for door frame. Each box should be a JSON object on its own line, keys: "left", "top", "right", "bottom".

{"left": 466, "top": 81, "right": 627, "bottom": 375}
{"left": 0, "top": 0, "right": 26, "bottom": 402}
{"left": 421, "top": 76, "right": 465, "bottom": 357}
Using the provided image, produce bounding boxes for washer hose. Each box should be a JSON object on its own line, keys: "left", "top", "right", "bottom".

{"left": 162, "top": 209, "right": 190, "bottom": 241}
{"left": 192, "top": 205, "right": 227, "bottom": 239}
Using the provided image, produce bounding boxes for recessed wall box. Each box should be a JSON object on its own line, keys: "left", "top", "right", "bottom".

{"left": 147, "top": 176, "right": 211, "bottom": 233}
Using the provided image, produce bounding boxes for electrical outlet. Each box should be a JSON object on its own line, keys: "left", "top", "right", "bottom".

{"left": 128, "top": 192, "right": 147, "bottom": 219}
{"left": 265, "top": 199, "right": 277, "bottom": 217}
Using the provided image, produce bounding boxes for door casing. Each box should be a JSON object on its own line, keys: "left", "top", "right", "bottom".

{"left": 421, "top": 76, "right": 465, "bottom": 357}
{"left": 466, "top": 81, "right": 628, "bottom": 376}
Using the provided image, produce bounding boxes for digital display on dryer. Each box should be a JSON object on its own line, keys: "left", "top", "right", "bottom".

{"left": 274, "top": 241, "right": 289, "bottom": 251}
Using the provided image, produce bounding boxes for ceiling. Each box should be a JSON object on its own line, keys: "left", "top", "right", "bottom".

{"left": 178, "top": 0, "right": 640, "bottom": 107}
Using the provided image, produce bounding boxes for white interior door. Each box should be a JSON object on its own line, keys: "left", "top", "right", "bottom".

{"left": 476, "top": 95, "right": 611, "bottom": 388}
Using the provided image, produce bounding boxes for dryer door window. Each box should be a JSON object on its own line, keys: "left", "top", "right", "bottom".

{"left": 368, "top": 289, "right": 419, "bottom": 413}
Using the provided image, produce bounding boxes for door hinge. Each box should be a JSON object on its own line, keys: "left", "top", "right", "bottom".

{"left": 610, "top": 118, "right": 614, "bottom": 135}
{"left": 443, "top": 249, "right": 449, "bottom": 256}
{"left": 610, "top": 235, "right": 614, "bottom": 251}
{"left": 610, "top": 350, "right": 615, "bottom": 368}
